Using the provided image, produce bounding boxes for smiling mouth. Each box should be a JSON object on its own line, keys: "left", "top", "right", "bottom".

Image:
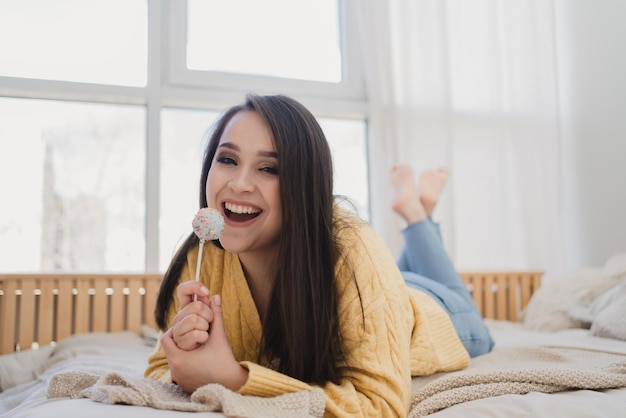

{"left": 223, "top": 202, "right": 262, "bottom": 222}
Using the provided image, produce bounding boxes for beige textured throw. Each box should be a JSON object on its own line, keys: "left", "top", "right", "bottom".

{"left": 409, "top": 346, "right": 626, "bottom": 417}
{"left": 47, "top": 371, "right": 325, "bottom": 418}
{"left": 47, "top": 346, "right": 626, "bottom": 418}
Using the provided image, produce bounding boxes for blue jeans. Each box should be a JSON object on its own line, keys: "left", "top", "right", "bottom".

{"left": 397, "top": 220, "right": 494, "bottom": 357}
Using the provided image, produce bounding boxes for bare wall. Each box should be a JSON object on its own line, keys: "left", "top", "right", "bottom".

{"left": 555, "top": 0, "right": 626, "bottom": 270}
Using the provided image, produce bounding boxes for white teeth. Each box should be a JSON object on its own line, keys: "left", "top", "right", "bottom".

{"left": 225, "top": 202, "right": 261, "bottom": 214}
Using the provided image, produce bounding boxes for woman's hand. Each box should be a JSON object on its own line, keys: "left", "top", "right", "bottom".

{"left": 170, "top": 281, "right": 213, "bottom": 350}
{"left": 161, "top": 294, "right": 249, "bottom": 393}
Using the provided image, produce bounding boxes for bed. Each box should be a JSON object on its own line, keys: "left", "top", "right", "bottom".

{"left": 1, "top": 269, "right": 625, "bottom": 418}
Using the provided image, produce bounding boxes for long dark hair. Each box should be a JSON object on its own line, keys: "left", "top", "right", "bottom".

{"left": 155, "top": 93, "right": 345, "bottom": 385}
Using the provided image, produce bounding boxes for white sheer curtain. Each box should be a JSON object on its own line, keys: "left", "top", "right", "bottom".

{"left": 357, "top": 0, "right": 565, "bottom": 279}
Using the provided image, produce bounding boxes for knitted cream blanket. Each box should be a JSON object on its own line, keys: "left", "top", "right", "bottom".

{"left": 47, "top": 346, "right": 626, "bottom": 418}
{"left": 409, "top": 345, "right": 626, "bottom": 417}
{"left": 47, "top": 372, "right": 326, "bottom": 418}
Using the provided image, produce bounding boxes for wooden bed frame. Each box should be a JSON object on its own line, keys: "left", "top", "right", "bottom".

{"left": 0, "top": 271, "right": 542, "bottom": 355}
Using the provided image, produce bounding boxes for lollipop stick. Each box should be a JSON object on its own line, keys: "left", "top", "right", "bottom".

{"left": 194, "top": 239, "right": 205, "bottom": 301}
{"left": 191, "top": 207, "right": 223, "bottom": 302}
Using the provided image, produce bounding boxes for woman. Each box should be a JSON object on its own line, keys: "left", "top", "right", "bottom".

{"left": 145, "top": 94, "right": 482, "bottom": 417}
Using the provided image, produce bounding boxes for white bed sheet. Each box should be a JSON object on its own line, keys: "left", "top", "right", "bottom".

{"left": 1, "top": 321, "right": 625, "bottom": 418}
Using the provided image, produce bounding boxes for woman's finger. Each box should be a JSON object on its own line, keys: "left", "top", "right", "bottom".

{"left": 172, "top": 314, "right": 210, "bottom": 350}
{"left": 177, "top": 281, "right": 211, "bottom": 308}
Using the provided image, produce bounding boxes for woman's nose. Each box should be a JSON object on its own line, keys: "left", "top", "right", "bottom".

{"left": 228, "top": 168, "right": 255, "bottom": 193}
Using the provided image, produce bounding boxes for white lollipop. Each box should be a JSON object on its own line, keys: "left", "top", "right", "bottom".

{"left": 192, "top": 208, "right": 225, "bottom": 289}
{"left": 192, "top": 207, "right": 225, "bottom": 241}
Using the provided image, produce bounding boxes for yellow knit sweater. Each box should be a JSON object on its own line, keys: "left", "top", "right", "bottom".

{"left": 145, "top": 212, "right": 469, "bottom": 417}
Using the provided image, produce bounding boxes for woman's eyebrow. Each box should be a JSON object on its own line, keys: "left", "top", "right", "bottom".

{"left": 218, "top": 142, "right": 277, "bottom": 159}
{"left": 258, "top": 150, "right": 278, "bottom": 159}
{"left": 217, "top": 142, "right": 239, "bottom": 151}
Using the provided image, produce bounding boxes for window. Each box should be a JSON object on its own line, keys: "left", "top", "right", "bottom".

{"left": 159, "top": 108, "right": 218, "bottom": 269}
{"left": 0, "top": 0, "right": 369, "bottom": 273}
{"left": 0, "top": 0, "right": 147, "bottom": 86}
{"left": 0, "top": 98, "right": 145, "bottom": 271}
{"left": 166, "top": 0, "right": 364, "bottom": 99}
{"left": 186, "top": 0, "right": 341, "bottom": 83}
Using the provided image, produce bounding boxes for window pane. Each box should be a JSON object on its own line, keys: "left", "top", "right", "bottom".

{"left": 0, "top": 98, "right": 146, "bottom": 272}
{"left": 319, "top": 118, "right": 369, "bottom": 218}
{"left": 187, "top": 0, "right": 341, "bottom": 82}
{"left": 160, "top": 108, "right": 369, "bottom": 270}
{"left": 160, "top": 108, "right": 220, "bottom": 271}
{"left": 0, "top": 0, "right": 147, "bottom": 86}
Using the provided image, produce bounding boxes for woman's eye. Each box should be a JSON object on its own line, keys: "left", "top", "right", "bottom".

{"left": 217, "top": 156, "right": 236, "bottom": 165}
{"left": 260, "top": 166, "right": 279, "bottom": 175}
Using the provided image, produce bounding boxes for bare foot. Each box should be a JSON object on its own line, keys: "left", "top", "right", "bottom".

{"left": 419, "top": 168, "right": 449, "bottom": 217}
{"left": 391, "top": 165, "right": 427, "bottom": 225}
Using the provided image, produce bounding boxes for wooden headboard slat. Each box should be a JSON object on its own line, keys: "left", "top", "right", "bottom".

{"left": 75, "top": 279, "right": 91, "bottom": 335}
{"left": 92, "top": 279, "right": 108, "bottom": 333}
{"left": 18, "top": 280, "right": 36, "bottom": 352}
{"left": 144, "top": 279, "right": 160, "bottom": 330}
{"left": 496, "top": 275, "right": 507, "bottom": 320}
{"left": 38, "top": 280, "right": 55, "bottom": 346}
{"left": 1, "top": 279, "right": 18, "bottom": 354}
{"left": 109, "top": 278, "right": 125, "bottom": 332}
{"left": 483, "top": 274, "right": 496, "bottom": 320}
{"left": 57, "top": 279, "right": 73, "bottom": 343}
{"left": 127, "top": 279, "right": 143, "bottom": 333}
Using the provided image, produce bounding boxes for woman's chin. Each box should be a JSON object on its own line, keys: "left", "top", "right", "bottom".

{"left": 217, "top": 235, "right": 245, "bottom": 254}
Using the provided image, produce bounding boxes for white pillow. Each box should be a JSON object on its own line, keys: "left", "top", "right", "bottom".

{"left": 35, "top": 331, "right": 149, "bottom": 381}
{"left": 567, "top": 281, "right": 624, "bottom": 325}
{"left": 590, "top": 282, "right": 626, "bottom": 341}
{"left": 522, "top": 268, "right": 621, "bottom": 331}
{"left": 604, "top": 252, "right": 626, "bottom": 278}
{"left": 0, "top": 345, "right": 54, "bottom": 392}
{"left": 523, "top": 254, "right": 626, "bottom": 332}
